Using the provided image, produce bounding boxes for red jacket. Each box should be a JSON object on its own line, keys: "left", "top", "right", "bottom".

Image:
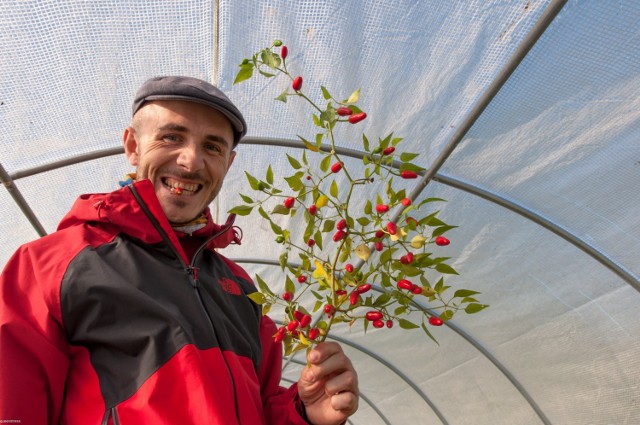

{"left": 0, "top": 179, "right": 309, "bottom": 424}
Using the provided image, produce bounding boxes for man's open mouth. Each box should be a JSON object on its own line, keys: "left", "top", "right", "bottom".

{"left": 162, "top": 177, "right": 201, "bottom": 195}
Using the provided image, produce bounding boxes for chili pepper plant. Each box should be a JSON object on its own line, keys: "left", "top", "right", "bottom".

{"left": 231, "top": 40, "right": 488, "bottom": 356}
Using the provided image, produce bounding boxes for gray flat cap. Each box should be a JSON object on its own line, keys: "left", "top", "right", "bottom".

{"left": 132, "top": 76, "right": 247, "bottom": 146}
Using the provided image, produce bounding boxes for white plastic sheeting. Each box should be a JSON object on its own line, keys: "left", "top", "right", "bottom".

{"left": 1, "top": 1, "right": 639, "bottom": 424}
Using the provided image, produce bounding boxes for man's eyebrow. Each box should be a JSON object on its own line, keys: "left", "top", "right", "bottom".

{"left": 157, "top": 123, "right": 189, "bottom": 133}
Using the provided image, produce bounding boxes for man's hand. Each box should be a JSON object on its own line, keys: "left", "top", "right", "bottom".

{"left": 297, "top": 342, "right": 359, "bottom": 425}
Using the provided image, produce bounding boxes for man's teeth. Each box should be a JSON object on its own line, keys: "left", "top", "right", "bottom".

{"left": 165, "top": 178, "right": 199, "bottom": 194}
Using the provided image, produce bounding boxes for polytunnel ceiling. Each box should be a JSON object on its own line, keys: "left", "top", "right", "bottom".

{"left": 1, "top": 1, "right": 639, "bottom": 424}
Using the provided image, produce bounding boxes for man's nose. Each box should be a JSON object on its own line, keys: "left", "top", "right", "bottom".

{"left": 176, "top": 143, "right": 204, "bottom": 171}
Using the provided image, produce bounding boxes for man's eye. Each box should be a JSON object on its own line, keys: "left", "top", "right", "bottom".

{"left": 163, "top": 135, "right": 181, "bottom": 142}
{"left": 205, "top": 143, "right": 223, "bottom": 153}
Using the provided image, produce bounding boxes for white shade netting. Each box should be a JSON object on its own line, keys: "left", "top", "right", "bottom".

{"left": 1, "top": 1, "right": 639, "bottom": 424}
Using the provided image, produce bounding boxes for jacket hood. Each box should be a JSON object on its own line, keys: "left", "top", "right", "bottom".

{"left": 57, "top": 179, "right": 241, "bottom": 251}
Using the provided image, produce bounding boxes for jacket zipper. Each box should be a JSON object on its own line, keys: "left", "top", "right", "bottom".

{"left": 128, "top": 185, "right": 241, "bottom": 423}
{"left": 101, "top": 407, "right": 120, "bottom": 425}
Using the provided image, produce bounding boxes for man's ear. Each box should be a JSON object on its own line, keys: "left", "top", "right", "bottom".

{"left": 123, "top": 127, "right": 139, "bottom": 167}
{"left": 226, "top": 150, "right": 237, "bottom": 171}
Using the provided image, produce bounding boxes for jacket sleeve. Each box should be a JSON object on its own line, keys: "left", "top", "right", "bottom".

{"left": 0, "top": 245, "right": 70, "bottom": 424}
{"left": 258, "top": 315, "right": 311, "bottom": 425}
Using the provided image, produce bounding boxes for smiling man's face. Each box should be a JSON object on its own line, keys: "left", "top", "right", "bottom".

{"left": 123, "top": 100, "right": 236, "bottom": 224}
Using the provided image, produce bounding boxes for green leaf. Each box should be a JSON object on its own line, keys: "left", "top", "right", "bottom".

{"left": 266, "top": 165, "right": 274, "bottom": 184}
{"left": 245, "top": 171, "right": 261, "bottom": 190}
{"left": 440, "top": 310, "right": 454, "bottom": 320}
{"left": 321, "top": 86, "right": 332, "bottom": 100}
{"left": 272, "top": 204, "right": 291, "bottom": 215}
{"left": 228, "top": 205, "right": 254, "bottom": 216}
{"left": 362, "top": 133, "right": 370, "bottom": 152}
{"left": 314, "top": 230, "right": 323, "bottom": 250}
{"left": 400, "top": 152, "right": 420, "bottom": 162}
{"left": 364, "top": 200, "right": 372, "bottom": 215}
{"left": 399, "top": 162, "right": 426, "bottom": 173}
{"left": 255, "top": 274, "right": 275, "bottom": 297}
{"left": 258, "top": 69, "right": 276, "bottom": 78}
{"left": 322, "top": 220, "right": 336, "bottom": 233}
{"left": 454, "top": 289, "right": 481, "bottom": 298}
{"left": 247, "top": 292, "right": 266, "bottom": 305}
{"left": 435, "top": 263, "right": 458, "bottom": 275}
{"left": 260, "top": 49, "right": 281, "bottom": 69}
{"left": 258, "top": 206, "right": 269, "bottom": 220}
{"left": 298, "top": 135, "right": 319, "bottom": 152}
{"left": 239, "top": 193, "right": 253, "bottom": 203}
{"left": 399, "top": 319, "right": 419, "bottom": 329}
{"left": 233, "top": 63, "right": 254, "bottom": 84}
{"left": 421, "top": 322, "right": 439, "bottom": 344}
{"left": 432, "top": 225, "right": 458, "bottom": 237}
{"left": 465, "top": 303, "right": 489, "bottom": 314}
{"left": 279, "top": 251, "right": 289, "bottom": 271}
{"left": 284, "top": 174, "right": 304, "bottom": 191}
{"left": 347, "top": 88, "right": 360, "bottom": 103}
{"left": 356, "top": 217, "right": 371, "bottom": 226}
{"left": 394, "top": 306, "right": 408, "bottom": 315}
{"left": 286, "top": 154, "right": 302, "bottom": 170}
{"left": 319, "top": 155, "right": 332, "bottom": 173}
{"left": 330, "top": 180, "right": 339, "bottom": 197}
{"left": 285, "top": 275, "right": 295, "bottom": 294}
{"left": 276, "top": 89, "right": 289, "bottom": 103}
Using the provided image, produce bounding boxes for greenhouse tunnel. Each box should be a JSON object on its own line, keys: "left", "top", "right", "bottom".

{"left": 1, "top": 1, "right": 638, "bottom": 424}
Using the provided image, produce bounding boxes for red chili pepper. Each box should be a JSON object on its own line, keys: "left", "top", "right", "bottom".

{"left": 373, "top": 320, "right": 384, "bottom": 329}
{"left": 299, "top": 314, "right": 312, "bottom": 328}
{"left": 308, "top": 204, "right": 318, "bottom": 215}
{"left": 375, "top": 241, "right": 384, "bottom": 251}
{"left": 401, "top": 197, "right": 412, "bottom": 206}
{"left": 375, "top": 229, "right": 385, "bottom": 239}
{"left": 375, "top": 204, "right": 389, "bottom": 213}
{"left": 333, "top": 230, "right": 346, "bottom": 242}
{"left": 336, "top": 218, "right": 347, "bottom": 230}
{"left": 282, "top": 291, "right": 293, "bottom": 301}
{"left": 356, "top": 283, "right": 371, "bottom": 294}
{"left": 386, "top": 222, "right": 397, "bottom": 235}
{"left": 345, "top": 263, "right": 354, "bottom": 273}
{"left": 349, "top": 293, "right": 359, "bottom": 305}
{"left": 307, "top": 239, "right": 315, "bottom": 247}
{"left": 331, "top": 162, "right": 343, "bottom": 173}
{"left": 348, "top": 112, "right": 367, "bottom": 124}
{"left": 411, "top": 285, "right": 423, "bottom": 295}
{"left": 292, "top": 76, "right": 303, "bottom": 91}
{"left": 400, "top": 252, "right": 414, "bottom": 265}
{"left": 281, "top": 45, "right": 288, "bottom": 59}
{"left": 324, "top": 304, "right": 335, "bottom": 315}
{"left": 382, "top": 146, "right": 395, "bottom": 155}
{"left": 429, "top": 316, "right": 444, "bottom": 326}
{"left": 365, "top": 310, "right": 383, "bottom": 321}
{"left": 308, "top": 328, "right": 320, "bottom": 340}
{"left": 435, "top": 236, "right": 450, "bottom": 246}
{"left": 336, "top": 289, "right": 347, "bottom": 296}
{"left": 397, "top": 279, "right": 414, "bottom": 291}
{"left": 274, "top": 331, "right": 284, "bottom": 343}
{"left": 284, "top": 197, "right": 295, "bottom": 209}
{"left": 297, "top": 275, "right": 307, "bottom": 283}
{"left": 287, "top": 320, "right": 299, "bottom": 331}
{"left": 386, "top": 320, "right": 394, "bottom": 328}
{"left": 400, "top": 170, "right": 418, "bottom": 179}
{"left": 293, "top": 310, "right": 304, "bottom": 322}
{"left": 336, "top": 106, "right": 353, "bottom": 116}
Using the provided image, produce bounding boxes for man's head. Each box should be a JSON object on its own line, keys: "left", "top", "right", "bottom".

{"left": 124, "top": 76, "right": 247, "bottom": 224}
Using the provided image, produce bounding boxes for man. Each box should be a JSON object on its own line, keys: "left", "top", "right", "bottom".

{"left": 0, "top": 76, "right": 359, "bottom": 424}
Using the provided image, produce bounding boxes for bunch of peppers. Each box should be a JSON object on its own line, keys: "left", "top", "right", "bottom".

{"left": 231, "top": 40, "right": 487, "bottom": 356}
